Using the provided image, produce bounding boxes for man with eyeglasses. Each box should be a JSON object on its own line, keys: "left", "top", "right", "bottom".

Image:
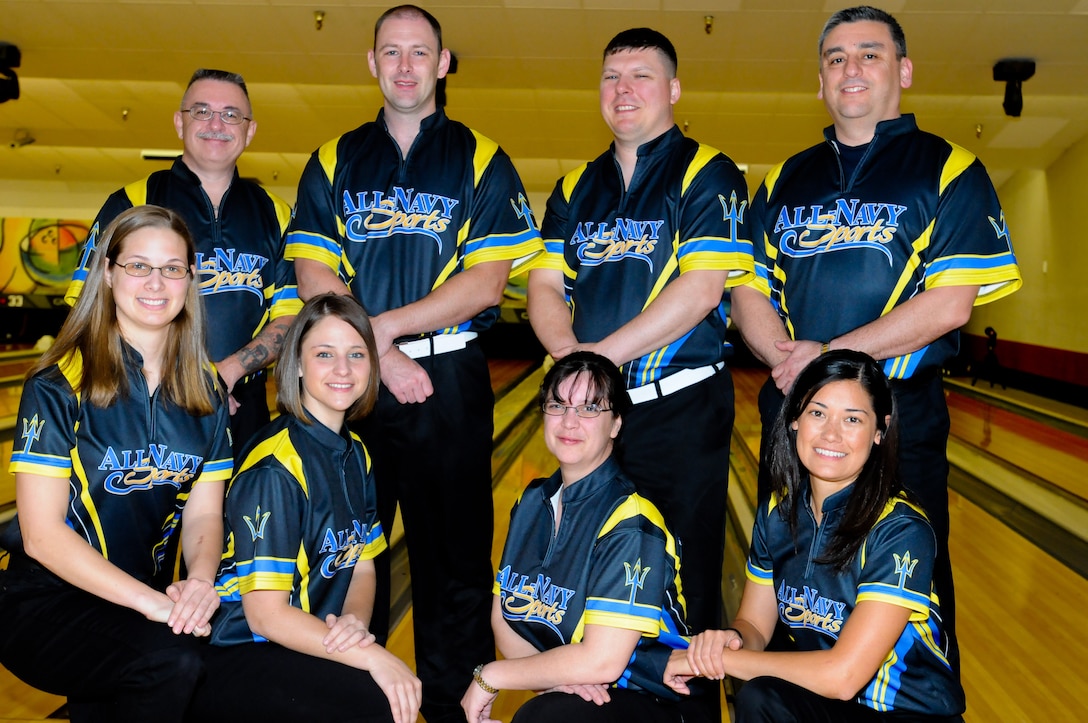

{"left": 67, "top": 68, "right": 297, "bottom": 458}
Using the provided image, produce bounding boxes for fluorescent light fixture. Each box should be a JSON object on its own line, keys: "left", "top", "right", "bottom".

{"left": 140, "top": 149, "right": 181, "bottom": 161}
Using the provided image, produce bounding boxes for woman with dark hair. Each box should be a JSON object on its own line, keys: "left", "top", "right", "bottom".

{"left": 665, "top": 350, "right": 965, "bottom": 722}
{"left": 462, "top": 351, "right": 688, "bottom": 723}
{"left": 0, "top": 205, "right": 232, "bottom": 722}
{"left": 189, "top": 294, "right": 420, "bottom": 723}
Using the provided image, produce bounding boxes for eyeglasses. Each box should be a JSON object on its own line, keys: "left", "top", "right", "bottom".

{"left": 542, "top": 402, "right": 612, "bottom": 419}
{"left": 113, "top": 261, "right": 191, "bottom": 280}
{"left": 181, "top": 105, "right": 251, "bottom": 125}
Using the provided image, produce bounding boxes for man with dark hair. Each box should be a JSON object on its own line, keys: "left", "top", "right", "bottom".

{"left": 732, "top": 5, "right": 1022, "bottom": 675}
{"left": 67, "top": 67, "right": 297, "bottom": 458}
{"left": 286, "top": 6, "right": 541, "bottom": 722}
{"left": 528, "top": 27, "right": 754, "bottom": 723}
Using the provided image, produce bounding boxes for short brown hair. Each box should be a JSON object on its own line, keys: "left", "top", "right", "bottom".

{"left": 275, "top": 294, "right": 380, "bottom": 424}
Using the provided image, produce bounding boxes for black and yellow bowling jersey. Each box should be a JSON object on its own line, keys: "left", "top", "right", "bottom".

{"left": 537, "top": 126, "right": 754, "bottom": 388}
{"left": 286, "top": 108, "right": 542, "bottom": 335}
{"left": 749, "top": 484, "right": 965, "bottom": 715}
{"left": 211, "top": 412, "right": 386, "bottom": 646}
{"left": 748, "top": 114, "right": 1022, "bottom": 379}
{"left": 495, "top": 457, "right": 689, "bottom": 699}
{"left": 66, "top": 159, "right": 299, "bottom": 363}
{"left": 9, "top": 347, "right": 232, "bottom": 583}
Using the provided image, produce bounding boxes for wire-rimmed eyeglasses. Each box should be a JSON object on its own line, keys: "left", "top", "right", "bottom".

{"left": 181, "top": 105, "right": 251, "bottom": 125}
{"left": 112, "top": 261, "right": 191, "bottom": 280}
{"left": 541, "top": 402, "right": 612, "bottom": 419}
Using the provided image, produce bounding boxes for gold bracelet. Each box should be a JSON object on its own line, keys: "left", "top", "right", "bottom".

{"left": 472, "top": 664, "right": 498, "bottom": 695}
{"left": 820, "top": 341, "right": 830, "bottom": 355}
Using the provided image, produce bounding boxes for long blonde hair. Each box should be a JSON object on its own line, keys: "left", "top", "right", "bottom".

{"left": 33, "top": 205, "right": 215, "bottom": 414}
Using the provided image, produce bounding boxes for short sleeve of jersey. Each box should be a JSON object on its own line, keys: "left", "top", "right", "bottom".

{"left": 198, "top": 397, "right": 234, "bottom": 484}
{"left": 676, "top": 149, "right": 754, "bottom": 285}
{"left": 583, "top": 497, "right": 673, "bottom": 636}
{"left": 8, "top": 370, "right": 78, "bottom": 479}
{"left": 64, "top": 190, "right": 138, "bottom": 306}
{"left": 926, "top": 154, "right": 1021, "bottom": 304}
{"left": 856, "top": 508, "right": 937, "bottom": 621}
{"left": 461, "top": 133, "right": 543, "bottom": 270}
{"left": 745, "top": 496, "right": 776, "bottom": 586}
{"left": 265, "top": 191, "right": 303, "bottom": 320}
{"left": 223, "top": 464, "right": 308, "bottom": 594}
{"left": 285, "top": 139, "right": 345, "bottom": 273}
{"left": 745, "top": 174, "right": 778, "bottom": 302}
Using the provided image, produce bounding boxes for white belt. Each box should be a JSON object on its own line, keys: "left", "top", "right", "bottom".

{"left": 396, "top": 331, "right": 477, "bottom": 360}
{"left": 627, "top": 362, "right": 725, "bottom": 405}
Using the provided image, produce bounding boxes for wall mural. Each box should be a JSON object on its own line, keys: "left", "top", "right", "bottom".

{"left": 0, "top": 218, "right": 91, "bottom": 305}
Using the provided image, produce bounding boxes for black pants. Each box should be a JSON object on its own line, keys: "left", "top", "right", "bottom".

{"left": 188, "top": 642, "right": 395, "bottom": 722}
{"left": 618, "top": 370, "right": 734, "bottom": 723}
{"left": 512, "top": 689, "right": 682, "bottom": 723}
{"left": 355, "top": 344, "right": 496, "bottom": 723}
{"left": 735, "top": 677, "right": 963, "bottom": 723}
{"left": 756, "top": 374, "right": 959, "bottom": 672}
{"left": 0, "top": 564, "right": 203, "bottom": 723}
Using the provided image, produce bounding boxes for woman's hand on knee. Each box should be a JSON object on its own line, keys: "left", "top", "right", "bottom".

{"left": 544, "top": 683, "right": 612, "bottom": 705}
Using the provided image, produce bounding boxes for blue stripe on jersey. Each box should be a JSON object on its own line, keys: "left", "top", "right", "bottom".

{"left": 857, "top": 580, "right": 932, "bottom": 610}
{"left": 864, "top": 624, "right": 914, "bottom": 711}
{"left": 285, "top": 230, "right": 340, "bottom": 258}
{"left": 237, "top": 556, "right": 296, "bottom": 578}
{"left": 9, "top": 450, "right": 71, "bottom": 472}
{"left": 882, "top": 344, "right": 929, "bottom": 379}
{"left": 585, "top": 597, "right": 663, "bottom": 623}
{"left": 746, "top": 558, "right": 773, "bottom": 584}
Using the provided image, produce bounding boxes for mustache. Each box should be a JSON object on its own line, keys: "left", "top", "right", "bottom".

{"left": 196, "top": 131, "right": 234, "bottom": 141}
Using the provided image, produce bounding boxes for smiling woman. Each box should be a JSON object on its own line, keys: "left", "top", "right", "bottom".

{"left": 462, "top": 351, "right": 689, "bottom": 723}
{"left": 664, "top": 350, "right": 966, "bottom": 722}
{"left": 187, "top": 294, "right": 421, "bottom": 723}
{"left": 0, "top": 205, "right": 232, "bottom": 723}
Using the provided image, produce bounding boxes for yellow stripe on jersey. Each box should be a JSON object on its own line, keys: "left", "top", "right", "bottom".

{"left": 123, "top": 176, "right": 151, "bottom": 207}
{"left": 585, "top": 602, "right": 662, "bottom": 635}
{"left": 680, "top": 145, "right": 720, "bottom": 197}
{"left": 238, "top": 558, "right": 297, "bottom": 594}
{"left": 471, "top": 130, "right": 500, "bottom": 189}
{"left": 880, "top": 219, "right": 933, "bottom": 317}
{"left": 939, "top": 144, "right": 977, "bottom": 195}
{"left": 71, "top": 446, "right": 108, "bottom": 559}
{"left": 562, "top": 163, "right": 590, "bottom": 202}
{"left": 297, "top": 539, "right": 313, "bottom": 612}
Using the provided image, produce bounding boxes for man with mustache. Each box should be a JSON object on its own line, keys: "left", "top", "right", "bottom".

{"left": 67, "top": 68, "right": 297, "bottom": 459}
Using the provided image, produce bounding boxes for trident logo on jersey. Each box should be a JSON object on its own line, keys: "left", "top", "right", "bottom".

{"left": 893, "top": 551, "right": 919, "bottom": 589}
{"left": 343, "top": 187, "right": 460, "bottom": 252}
{"left": 243, "top": 505, "right": 272, "bottom": 541}
{"left": 624, "top": 559, "right": 651, "bottom": 604}
{"left": 775, "top": 199, "right": 906, "bottom": 265}
{"left": 719, "top": 190, "right": 747, "bottom": 241}
{"left": 20, "top": 414, "right": 45, "bottom": 455}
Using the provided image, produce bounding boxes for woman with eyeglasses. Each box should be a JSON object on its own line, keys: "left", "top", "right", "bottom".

{"left": 462, "top": 351, "right": 688, "bottom": 723}
{"left": 0, "top": 205, "right": 232, "bottom": 722}
{"left": 664, "top": 350, "right": 965, "bottom": 722}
